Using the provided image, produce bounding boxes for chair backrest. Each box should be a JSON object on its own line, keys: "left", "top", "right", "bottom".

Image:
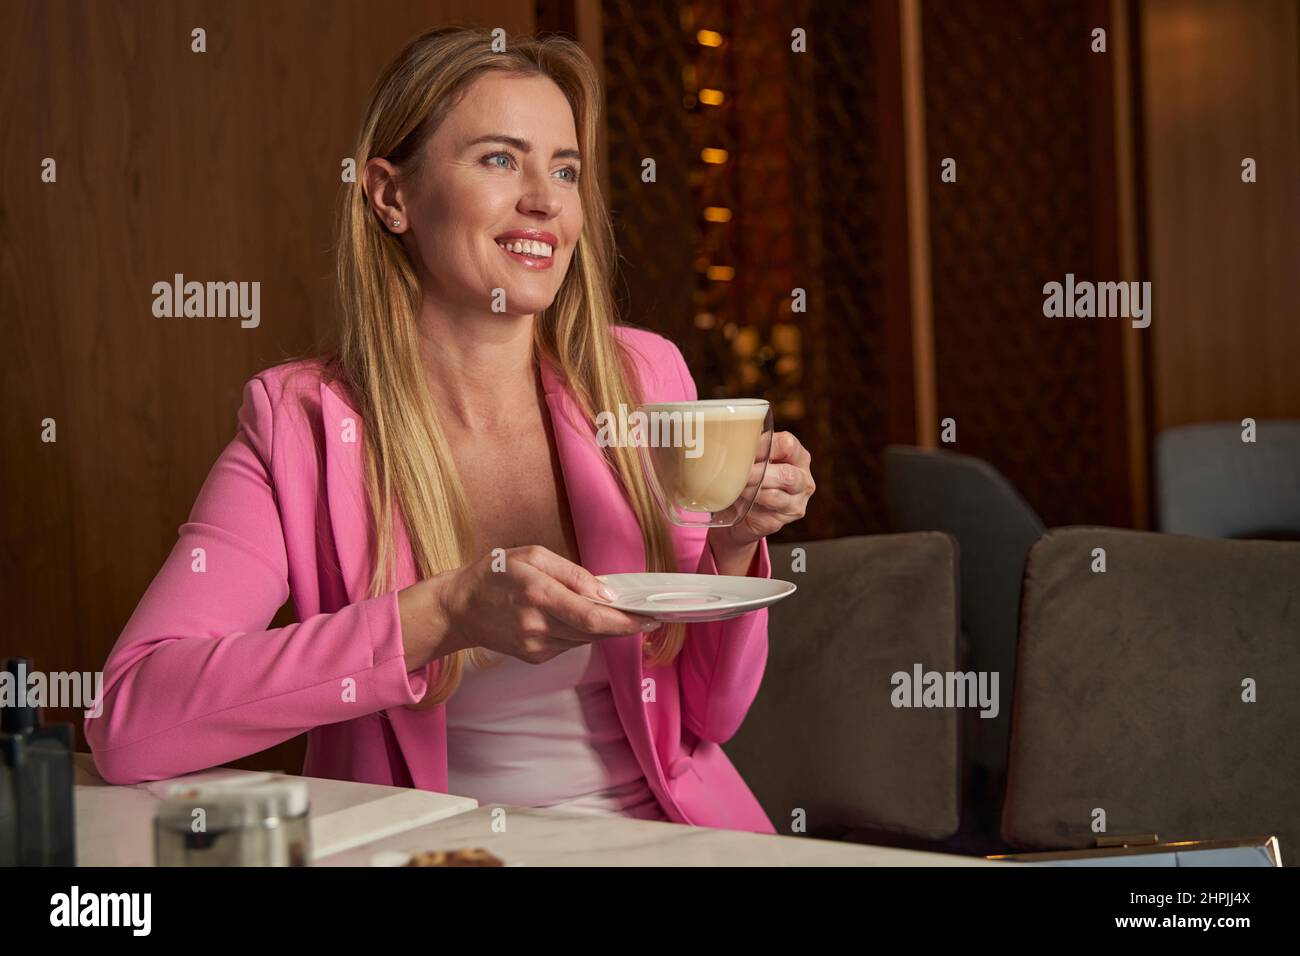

{"left": 882, "top": 445, "right": 1045, "bottom": 786}
{"left": 1002, "top": 527, "right": 1300, "bottom": 854}
{"left": 725, "top": 533, "right": 961, "bottom": 840}
{"left": 1155, "top": 420, "right": 1300, "bottom": 539}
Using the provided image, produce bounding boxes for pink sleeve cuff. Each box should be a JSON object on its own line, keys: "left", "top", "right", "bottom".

{"left": 362, "top": 591, "right": 430, "bottom": 708}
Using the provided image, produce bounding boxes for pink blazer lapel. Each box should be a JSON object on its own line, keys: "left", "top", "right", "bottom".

{"left": 538, "top": 357, "right": 646, "bottom": 576}
{"left": 539, "top": 356, "right": 669, "bottom": 797}
{"left": 317, "top": 379, "right": 420, "bottom": 605}
{"left": 318, "top": 380, "right": 446, "bottom": 787}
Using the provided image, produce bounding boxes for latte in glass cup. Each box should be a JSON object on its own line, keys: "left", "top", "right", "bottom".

{"left": 636, "top": 399, "right": 772, "bottom": 528}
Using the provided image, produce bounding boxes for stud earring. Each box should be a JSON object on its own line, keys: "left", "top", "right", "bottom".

{"left": 390, "top": 218, "right": 400, "bottom": 228}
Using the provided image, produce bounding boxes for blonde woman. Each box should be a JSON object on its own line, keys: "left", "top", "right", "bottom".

{"left": 87, "top": 26, "right": 814, "bottom": 833}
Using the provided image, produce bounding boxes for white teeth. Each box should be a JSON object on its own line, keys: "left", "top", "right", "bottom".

{"left": 497, "top": 238, "right": 553, "bottom": 257}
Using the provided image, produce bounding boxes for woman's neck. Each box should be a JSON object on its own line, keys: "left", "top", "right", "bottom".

{"left": 417, "top": 303, "right": 540, "bottom": 432}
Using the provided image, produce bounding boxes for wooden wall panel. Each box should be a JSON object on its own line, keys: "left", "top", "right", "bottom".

{"left": 0, "top": 0, "right": 534, "bottom": 771}
{"left": 921, "top": 0, "right": 1137, "bottom": 528}
{"left": 1142, "top": 0, "right": 1300, "bottom": 429}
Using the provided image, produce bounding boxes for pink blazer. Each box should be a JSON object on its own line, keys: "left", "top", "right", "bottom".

{"left": 86, "top": 325, "right": 778, "bottom": 834}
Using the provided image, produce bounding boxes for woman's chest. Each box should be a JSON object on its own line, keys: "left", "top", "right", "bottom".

{"left": 451, "top": 425, "right": 581, "bottom": 563}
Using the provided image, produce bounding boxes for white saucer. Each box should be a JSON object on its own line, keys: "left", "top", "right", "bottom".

{"left": 592, "top": 572, "right": 797, "bottom": 623}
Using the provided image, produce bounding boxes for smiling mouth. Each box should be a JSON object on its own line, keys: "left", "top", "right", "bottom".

{"left": 495, "top": 237, "right": 555, "bottom": 270}
{"left": 495, "top": 238, "right": 554, "bottom": 259}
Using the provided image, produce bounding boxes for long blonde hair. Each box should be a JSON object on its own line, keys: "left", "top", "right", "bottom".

{"left": 328, "top": 26, "right": 685, "bottom": 707}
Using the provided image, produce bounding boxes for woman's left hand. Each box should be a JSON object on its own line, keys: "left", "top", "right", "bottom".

{"left": 709, "top": 431, "right": 815, "bottom": 556}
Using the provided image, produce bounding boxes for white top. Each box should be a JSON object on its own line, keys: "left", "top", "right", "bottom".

{"left": 445, "top": 641, "right": 668, "bottom": 822}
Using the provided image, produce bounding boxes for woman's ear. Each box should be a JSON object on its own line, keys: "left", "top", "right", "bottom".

{"left": 363, "top": 157, "right": 408, "bottom": 233}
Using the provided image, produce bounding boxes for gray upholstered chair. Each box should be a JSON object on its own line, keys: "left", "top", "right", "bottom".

{"left": 1002, "top": 527, "right": 1300, "bottom": 856}
{"left": 724, "top": 533, "right": 962, "bottom": 843}
{"left": 882, "top": 445, "right": 1045, "bottom": 847}
{"left": 1155, "top": 420, "right": 1300, "bottom": 540}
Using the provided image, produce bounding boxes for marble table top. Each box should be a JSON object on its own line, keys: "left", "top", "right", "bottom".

{"left": 72, "top": 753, "right": 1279, "bottom": 867}
{"left": 315, "top": 804, "right": 1008, "bottom": 867}
{"left": 73, "top": 753, "right": 478, "bottom": 865}
{"left": 75, "top": 753, "right": 1010, "bottom": 867}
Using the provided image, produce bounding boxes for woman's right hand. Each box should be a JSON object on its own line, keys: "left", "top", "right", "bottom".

{"left": 399, "top": 545, "right": 659, "bottom": 668}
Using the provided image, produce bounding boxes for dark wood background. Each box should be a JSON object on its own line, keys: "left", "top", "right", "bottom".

{"left": 0, "top": 0, "right": 536, "bottom": 772}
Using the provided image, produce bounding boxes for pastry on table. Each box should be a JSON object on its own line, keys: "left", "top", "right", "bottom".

{"left": 405, "top": 847, "right": 505, "bottom": 867}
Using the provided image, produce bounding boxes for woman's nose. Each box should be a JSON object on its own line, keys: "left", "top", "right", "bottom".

{"left": 517, "top": 170, "right": 563, "bottom": 219}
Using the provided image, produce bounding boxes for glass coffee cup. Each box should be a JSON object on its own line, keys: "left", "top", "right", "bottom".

{"left": 633, "top": 399, "right": 773, "bottom": 528}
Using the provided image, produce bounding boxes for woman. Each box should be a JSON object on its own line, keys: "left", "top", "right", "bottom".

{"left": 87, "top": 26, "right": 814, "bottom": 834}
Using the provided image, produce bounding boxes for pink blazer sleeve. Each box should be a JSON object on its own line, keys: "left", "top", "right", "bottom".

{"left": 84, "top": 377, "right": 427, "bottom": 785}
{"left": 660, "top": 343, "right": 773, "bottom": 745}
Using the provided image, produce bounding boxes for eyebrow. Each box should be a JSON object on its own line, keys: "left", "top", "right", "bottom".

{"left": 465, "top": 133, "right": 581, "bottom": 162}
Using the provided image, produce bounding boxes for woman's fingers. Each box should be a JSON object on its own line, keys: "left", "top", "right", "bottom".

{"left": 765, "top": 461, "right": 811, "bottom": 495}
{"left": 537, "top": 576, "right": 657, "bottom": 636}
{"left": 753, "top": 487, "right": 808, "bottom": 517}
{"left": 770, "top": 430, "right": 812, "bottom": 469}
{"left": 511, "top": 548, "right": 657, "bottom": 637}
{"left": 513, "top": 544, "right": 611, "bottom": 600}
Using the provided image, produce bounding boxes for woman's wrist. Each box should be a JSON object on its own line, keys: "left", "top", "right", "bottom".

{"left": 707, "top": 527, "right": 761, "bottom": 577}
{"left": 397, "top": 572, "right": 466, "bottom": 671}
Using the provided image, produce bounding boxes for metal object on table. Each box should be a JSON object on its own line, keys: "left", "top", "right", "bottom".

{"left": 988, "top": 835, "right": 1282, "bottom": 867}
{"left": 155, "top": 779, "right": 311, "bottom": 866}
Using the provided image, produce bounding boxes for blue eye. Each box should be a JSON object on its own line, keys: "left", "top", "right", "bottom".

{"left": 486, "top": 151, "right": 582, "bottom": 183}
